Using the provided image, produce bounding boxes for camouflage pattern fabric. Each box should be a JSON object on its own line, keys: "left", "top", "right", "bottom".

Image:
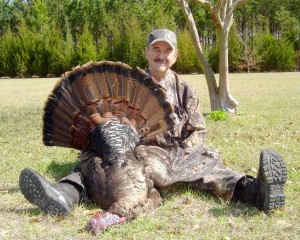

{"left": 138, "top": 70, "right": 244, "bottom": 201}
{"left": 60, "top": 70, "right": 244, "bottom": 202}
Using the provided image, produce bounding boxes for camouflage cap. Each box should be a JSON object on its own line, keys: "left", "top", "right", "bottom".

{"left": 147, "top": 29, "right": 177, "bottom": 49}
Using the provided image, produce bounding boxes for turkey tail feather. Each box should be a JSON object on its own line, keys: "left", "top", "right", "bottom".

{"left": 43, "top": 61, "right": 174, "bottom": 151}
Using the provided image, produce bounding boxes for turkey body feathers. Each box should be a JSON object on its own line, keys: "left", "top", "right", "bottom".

{"left": 80, "top": 152, "right": 162, "bottom": 220}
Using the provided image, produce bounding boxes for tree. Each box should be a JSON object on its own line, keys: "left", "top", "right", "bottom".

{"left": 14, "top": 20, "right": 35, "bottom": 77}
{"left": 0, "top": 27, "right": 15, "bottom": 76}
{"left": 0, "top": 0, "right": 298, "bottom": 77}
{"left": 175, "top": 29, "right": 201, "bottom": 73}
{"left": 255, "top": 31, "right": 295, "bottom": 72}
{"left": 207, "top": 24, "right": 243, "bottom": 73}
{"left": 233, "top": 40, "right": 262, "bottom": 72}
{"left": 178, "top": 0, "right": 251, "bottom": 113}
{"left": 47, "top": 26, "right": 75, "bottom": 76}
{"left": 75, "top": 24, "right": 97, "bottom": 65}
{"left": 0, "top": 0, "right": 11, "bottom": 35}
{"left": 177, "top": 0, "right": 220, "bottom": 111}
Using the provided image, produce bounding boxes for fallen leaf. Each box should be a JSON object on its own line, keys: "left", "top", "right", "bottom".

{"left": 54, "top": 215, "right": 65, "bottom": 222}
{"left": 30, "top": 216, "right": 45, "bottom": 223}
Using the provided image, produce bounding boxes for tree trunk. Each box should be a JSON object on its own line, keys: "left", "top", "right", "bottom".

{"left": 177, "top": 0, "right": 220, "bottom": 111}
{"left": 178, "top": 0, "right": 251, "bottom": 113}
{"left": 218, "top": 29, "right": 240, "bottom": 112}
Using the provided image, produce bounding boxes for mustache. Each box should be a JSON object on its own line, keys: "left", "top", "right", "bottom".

{"left": 154, "top": 58, "right": 166, "bottom": 62}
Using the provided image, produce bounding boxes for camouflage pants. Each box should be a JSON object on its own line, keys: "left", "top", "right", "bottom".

{"left": 135, "top": 145, "right": 245, "bottom": 202}
{"left": 190, "top": 158, "right": 244, "bottom": 201}
{"left": 60, "top": 147, "right": 245, "bottom": 203}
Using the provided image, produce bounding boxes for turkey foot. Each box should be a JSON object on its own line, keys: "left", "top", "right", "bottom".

{"left": 87, "top": 211, "right": 126, "bottom": 235}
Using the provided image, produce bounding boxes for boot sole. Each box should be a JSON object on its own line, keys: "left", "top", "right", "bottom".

{"left": 257, "top": 149, "right": 287, "bottom": 212}
{"left": 19, "top": 168, "right": 72, "bottom": 216}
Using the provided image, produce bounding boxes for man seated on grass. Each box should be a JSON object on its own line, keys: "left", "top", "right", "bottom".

{"left": 19, "top": 29, "right": 287, "bottom": 221}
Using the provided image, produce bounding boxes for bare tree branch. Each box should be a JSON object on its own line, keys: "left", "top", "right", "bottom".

{"left": 180, "top": 0, "right": 204, "bottom": 50}
{"left": 227, "top": 0, "right": 250, "bottom": 19}
{"left": 187, "top": 0, "right": 228, "bottom": 40}
{"left": 223, "top": 0, "right": 249, "bottom": 31}
{"left": 219, "top": 0, "right": 227, "bottom": 21}
{"left": 187, "top": 0, "right": 222, "bottom": 30}
{"left": 182, "top": 0, "right": 252, "bottom": 112}
{"left": 211, "top": 0, "right": 223, "bottom": 28}
{"left": 187, "top": 0, "right": 212, "bottom": 12}
{"left": 178, "top": 0, "right": 220, "bottom": 110}
{"left": 214, "top": 0, "right": 223, "bottom": 15}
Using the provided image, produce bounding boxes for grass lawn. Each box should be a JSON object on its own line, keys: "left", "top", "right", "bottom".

{"left": 0, "top": 72, "right": 299, "bottom": 239}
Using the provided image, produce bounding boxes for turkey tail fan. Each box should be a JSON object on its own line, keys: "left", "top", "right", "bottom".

{"left": 43, "top": 61, "right": 175, "bottom": 151}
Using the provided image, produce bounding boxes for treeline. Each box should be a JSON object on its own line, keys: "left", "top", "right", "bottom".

{"left": 0, "top": 0, "right": 299, "bottom": 77}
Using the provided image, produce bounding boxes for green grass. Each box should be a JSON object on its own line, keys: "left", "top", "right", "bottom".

{"left": 207, "top": 110, "right": 229, "bottom": 121}
{"left": 0, "top": 72, "right": 299, "bottom": 239}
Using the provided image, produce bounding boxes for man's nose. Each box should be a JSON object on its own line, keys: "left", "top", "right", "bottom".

{"left": 158, "top": 51, "right": 166, "bottom": 59}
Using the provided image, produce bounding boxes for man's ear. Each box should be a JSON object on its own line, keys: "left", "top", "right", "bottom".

{"left": 145, "top": 46, "right": 149, "bottom": 59}
{"left": 174, "top": 49, "right": 179, "bottom": 60}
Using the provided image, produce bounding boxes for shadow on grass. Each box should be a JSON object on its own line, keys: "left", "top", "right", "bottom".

{"left": 160, "top": 182, "right": 223, "bottom": 202}
{"left": 209, "top": 203, "right": 258, "bottom": 217}
{"left": 0, "top": 200, "right": 44, "bottom": 216}
{"left": 12, "top": 164, "right": 260, "bottom": 219}
{"left": 0, "top": 187, "right": 20, "bottom": 193}
{"left": 160, "top": 182, "right": 259, "bottom": 217}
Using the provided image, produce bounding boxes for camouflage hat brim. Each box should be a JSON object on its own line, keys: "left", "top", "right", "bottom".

{"left": 149, "top": 38, "right": 176, "bottom": 49}
{"left": 148, "top": 29, "right": 177, "bottom": 49}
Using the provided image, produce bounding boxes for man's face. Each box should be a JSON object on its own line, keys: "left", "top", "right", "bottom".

{"left": 145, "top": 41, "right": 178, "bottom": 77}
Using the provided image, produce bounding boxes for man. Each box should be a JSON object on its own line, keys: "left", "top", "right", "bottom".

{"left": 19, "top": 28, "right": 287, "bottom": 217}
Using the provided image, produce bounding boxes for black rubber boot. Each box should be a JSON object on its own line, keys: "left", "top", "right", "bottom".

{"left": 19, "top": 167, "right": 81, "bottom": 216}
{"left": 234, "top": 149, "right": 287, "bottom": 213}
{"left": 233, "top": 175, "right": 257, "bottom": 205}
{"left": 256, "top": 149, "right": 287, "bottom": 212}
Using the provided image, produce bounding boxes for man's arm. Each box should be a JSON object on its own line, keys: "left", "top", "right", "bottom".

{"left": 179, "top": 83, "right": 207, "bottom": 151}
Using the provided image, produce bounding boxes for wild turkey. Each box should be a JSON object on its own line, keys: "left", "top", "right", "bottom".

{"left": 43, "top": 61, "right": 217, "bottom": 234}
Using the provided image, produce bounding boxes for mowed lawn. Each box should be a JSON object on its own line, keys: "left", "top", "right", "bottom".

{"left": 0, "top": 72, "right": 299, "bottom": 239}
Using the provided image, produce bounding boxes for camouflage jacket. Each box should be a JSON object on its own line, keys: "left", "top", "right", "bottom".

{"left": 139, "top": 70, "right": 207, "bottom": 155}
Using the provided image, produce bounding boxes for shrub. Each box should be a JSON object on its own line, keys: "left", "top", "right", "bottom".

{"left": 207, "top": 24, "right": 242, "bottom": 73}
{"left": 255, "top": 32, "right": 296, "bottom": 71}
{"left": 207, "top": 110, "right": 229, "bottom": 121}
{"left": 74, "top": 24, "right": 97, "bottom": 65}
{"left": 175, "top": 29, "right": 201, "bottom": 74}
{"left": 0, "top": 27, "right": 15, "bottom": 76}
